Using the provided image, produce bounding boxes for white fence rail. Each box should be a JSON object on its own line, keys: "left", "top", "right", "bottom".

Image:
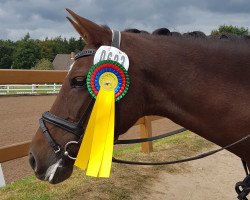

{"left": 0, "top": 84, "right": 62, "bottom": 95}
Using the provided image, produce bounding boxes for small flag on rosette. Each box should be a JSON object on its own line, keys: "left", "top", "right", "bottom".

{"left": 74, "top": 59, "right": 130, "bottom": 177}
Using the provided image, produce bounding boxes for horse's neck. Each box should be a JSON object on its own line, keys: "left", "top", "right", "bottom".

{"left": 124, "top": 34, "right": 250, "bottom": 150}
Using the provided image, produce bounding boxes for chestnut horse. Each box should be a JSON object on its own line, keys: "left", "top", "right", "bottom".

{"left": 29, "top": 9, "right": 250, "bottom": 186}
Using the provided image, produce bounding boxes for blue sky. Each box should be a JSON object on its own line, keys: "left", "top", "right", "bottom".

{"left": 0, "top": 0, "right": 250, "bottom": 40}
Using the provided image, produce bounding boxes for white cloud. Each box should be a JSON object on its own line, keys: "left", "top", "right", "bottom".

{"left": 0, "top": 0, "right": 249, "bottom": 40}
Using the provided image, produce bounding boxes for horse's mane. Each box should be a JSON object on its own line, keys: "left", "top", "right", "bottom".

{"left": 122, "top": 27, "right": 250, "bottom": 84}
{"left": 147, "top": 32, "right": 250, "bottom": 60}
{"left": 122, "top": 26, "right": 250, "bottom": 43}
{"left": 102, "top": 24, "right": 250, "bottom": 55}
{"left": 123, "top": 27, "right": 250, "bottom": 53}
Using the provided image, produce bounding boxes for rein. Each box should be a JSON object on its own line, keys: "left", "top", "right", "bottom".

{"left": 113, "top": 129, "right": 250, "bottom": 166}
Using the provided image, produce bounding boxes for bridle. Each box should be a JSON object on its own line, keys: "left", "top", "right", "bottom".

{"left": 39, "top": 30, "right": 123, "bottom": 159}
{"left": 39, "top": 49, "right": 96, "bottom": 159}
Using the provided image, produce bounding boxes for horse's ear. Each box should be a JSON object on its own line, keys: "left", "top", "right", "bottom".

{"left": 66, "top": 8, "right": 111, "bottom": 45}
{"left": 66, "top": 16, "right": 86, "bottom": 38}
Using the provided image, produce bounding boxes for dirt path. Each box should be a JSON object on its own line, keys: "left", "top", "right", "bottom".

{"left": 147, "top": 150, "right": 244, "bottom": 200}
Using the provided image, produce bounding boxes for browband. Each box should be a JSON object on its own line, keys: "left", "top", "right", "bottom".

{"left": 74, "top": 49, "right": 96, "bottom": 60}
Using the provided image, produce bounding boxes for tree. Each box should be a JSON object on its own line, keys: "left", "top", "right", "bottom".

{"left": 38, "top": 36, "right": 85, "bottom": 62}
{"left": 12, "top": 35, "right": 41, "bottom": 69}
{"left": 2, "top": 34, "right": 85, "bottom": 69}
{"left": 52, "top": 36, "right": 69, "bottom": 54}
{"left": 211, "top": 25, "right": 249, "bottom": 36}
{"left": 39, "top": 39, "right": 58, "bottom": 62}
{"left": 32, "top": 58, "right": 53, "bottom": 70}
{"left": 68, "top": 37, "right": 85, "bottom": 53}
{"left": 0, "top": 40, "right": 14, "bottom": 69}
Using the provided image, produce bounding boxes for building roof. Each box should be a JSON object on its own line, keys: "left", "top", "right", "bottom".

{"left": 52, "top": 54, "right": 74, "bottom": 70}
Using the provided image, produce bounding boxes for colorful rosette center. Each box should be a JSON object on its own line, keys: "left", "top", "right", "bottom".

{"left": 87, "top": 60, "right": 130, "bottom": 101}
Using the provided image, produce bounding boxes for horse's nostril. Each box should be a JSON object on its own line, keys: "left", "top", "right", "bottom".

{"left": 29, "top": 152, "right": 36, "bottom": 171}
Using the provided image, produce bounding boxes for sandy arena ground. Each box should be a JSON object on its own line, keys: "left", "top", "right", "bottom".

{"left": 0, "top": 95, "right": 180, "bottom": 184}
{"left": 0, "top": 95, "right": 57, "bottom": 183}
{"left": 0, "top": 95, "right": 245, "bottom": 199}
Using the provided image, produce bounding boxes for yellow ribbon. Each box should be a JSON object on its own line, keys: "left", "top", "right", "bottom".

{"left": 74, "top": 88, "right": 115, "bottom": 177}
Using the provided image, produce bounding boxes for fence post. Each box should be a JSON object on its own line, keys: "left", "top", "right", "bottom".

{"left": 53, "top": 83, "right": 56, "bottom": 92}
{"left": 0, "top": 164, "right": 5, "bottom": 187}
{"left": 32, "top": 84, "right": 35, "bottom": 93}
{"left": 140, "top": 116, "right": 153, "bottom": 153}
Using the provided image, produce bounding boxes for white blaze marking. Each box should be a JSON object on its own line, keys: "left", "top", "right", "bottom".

{"left": 45, "top": 159, "right": 63, "bottom": 182}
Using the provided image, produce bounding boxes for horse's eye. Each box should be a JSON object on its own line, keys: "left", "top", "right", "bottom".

{"left": 70, "top": 76, "right": 87, "bottom": 88}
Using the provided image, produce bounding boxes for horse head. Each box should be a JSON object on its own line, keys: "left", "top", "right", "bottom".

{"left": 29, "top": 9, "right": 146, "bottom": 184}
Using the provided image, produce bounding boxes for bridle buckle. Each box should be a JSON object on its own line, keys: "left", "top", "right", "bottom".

{"left": 54, "top": 146, "right": 61, "bottom": 154}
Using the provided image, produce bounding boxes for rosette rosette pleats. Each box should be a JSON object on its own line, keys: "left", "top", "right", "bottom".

{"left": 74, "top": 60, "right": 129, "bottom": 177}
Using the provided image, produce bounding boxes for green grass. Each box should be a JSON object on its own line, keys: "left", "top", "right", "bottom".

{"left": 0, "top": 131, "right": 214, "bottom": 200}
